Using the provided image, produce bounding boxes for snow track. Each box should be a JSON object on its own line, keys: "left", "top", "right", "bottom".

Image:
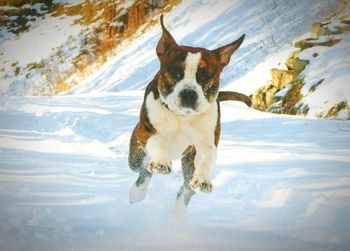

{"left": 1, "top": 95, "right": 350, "bottom": 251}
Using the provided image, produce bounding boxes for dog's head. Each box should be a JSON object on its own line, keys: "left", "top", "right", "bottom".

{"left": 156, "top": 15, "right": 245, "bottom": 115}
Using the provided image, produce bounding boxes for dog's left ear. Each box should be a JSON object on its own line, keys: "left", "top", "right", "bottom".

{"left": 213, "top": 34, "right": 245, "bottom": 67}
{"left": 156, "top": 15, "right": 177, "bottom": 59}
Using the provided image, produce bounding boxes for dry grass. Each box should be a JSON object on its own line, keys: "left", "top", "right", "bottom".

{"left": 326, "top": 101, "right": 350, "bottom": 119}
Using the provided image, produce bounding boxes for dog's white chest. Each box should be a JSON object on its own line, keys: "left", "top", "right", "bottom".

{"left": 145, "top": 92, "right": 218, "bottom": 160}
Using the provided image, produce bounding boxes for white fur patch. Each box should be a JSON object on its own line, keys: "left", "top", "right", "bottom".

{"left": 160, "top": 52, "right": 211, "bottom": 115}
{"left": 174, "top": 187, "right": 193, "bottom": 219}
{"left": 145, "top": 92, "right": 218, "bottom": 182}
{"left": 184, "top": 52, "right": 201, "bottom": 79}
{"left": 129, "top": 175, "right": 151, "bottom": 203}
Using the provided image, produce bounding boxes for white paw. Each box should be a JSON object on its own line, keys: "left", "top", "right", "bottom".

{"left": 147, "top": 160, "right": 172, "bottom": 175}
{"left": 190, "top": 178, "right": 213, "bottom": 193}
{"left": 129, "top": 176, "right": 151, "bottom": 204}
{"left": 173, "top": 199, "right": 187, "bottom": 219}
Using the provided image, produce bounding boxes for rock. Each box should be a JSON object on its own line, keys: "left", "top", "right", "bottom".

{"left": 127, "top": 2, "right": 149, "bottom": 32}
{"left": 295, "top": 38, "right": 341, "bottom": 51}
{"left": 285, "top": 51, "right": 299, "bottom": 70}
{"left": 270, "top": 68, "right": 294, "bottom": 89}
{"left": 293, "top": 58, "right": 309, "bottom": 76}
{"left": 252, "top": 50, "right": 307, "bottom": 114}
{"left": 280, "top": 78, "right": 304, "bottom": 115}
{"left": 285, "top": 51, "right": 309, "bottom": 75}
{"left": 252, "top": 84, "right": 278, "bottom": 111}
{"left": 252, "top": 67, "right": 294, "bottom": 111}
{"left": 311, "top": 22, "right": 321, "bottom": 39}
{"left": 252, "top": 16, "right": 349, "bottom": 120}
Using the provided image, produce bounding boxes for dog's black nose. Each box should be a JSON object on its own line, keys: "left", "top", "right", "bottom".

{"left": 179, "top": 89, "right": 198, "bottom": 108}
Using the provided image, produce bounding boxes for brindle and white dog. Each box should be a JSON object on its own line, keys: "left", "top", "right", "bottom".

{"left": 128, "top": 15, "right": 250, "bottom": 210}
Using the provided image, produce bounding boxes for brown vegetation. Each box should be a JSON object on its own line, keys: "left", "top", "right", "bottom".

{"left": 1, "top": 0, "right": 181, "bottom": 95}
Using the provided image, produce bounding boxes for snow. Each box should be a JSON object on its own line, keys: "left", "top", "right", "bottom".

{"left": 23, "top": 3, "right": 47, "bottom": 14}
{"left": 0, "top": 1, "right": 83, "bottom": 95}
{"left": 223, "top": 44, "right": 296, "bottom": 95}
{"left": 0, "top": 6, "right": 18, "bottom": 11}
{"left": 0, "top": 137, "right": 118, "bottom": 158}
{"left": 255, "top": 187, "right": 292, "bottom": 209}
{"left": 52, "top": 0, "right": 85, "bottom": 5}
{"left": 1, "top": 0, "right": 350, "bottom": 250}
{"left": 1, "top": 15, "right": 81, "bottom": 68}
{"left": 298, "top": 33, "right": 350, "bottom": 118}
{"left": 1, "top": 94, "right": 350, "bottom": 251}
{"left": 66, "top": 0, "right": 341, "bottom": 95}
{"left": 16, "top": 103, "right": 112, "bottom": 116}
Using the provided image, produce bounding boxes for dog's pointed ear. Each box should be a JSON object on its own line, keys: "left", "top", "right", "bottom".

{"left": 156, "top": 15, "right": 177, "bottom": 58}
{"left": 213, "top": 34, "right": 245, "bottom": 67}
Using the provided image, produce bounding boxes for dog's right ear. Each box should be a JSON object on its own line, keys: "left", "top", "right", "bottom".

{"left": 212, "top": 34, "right": 245, "bottom": 67}
{"left": 156, "top": 15, "right": 177, "bottom": 59}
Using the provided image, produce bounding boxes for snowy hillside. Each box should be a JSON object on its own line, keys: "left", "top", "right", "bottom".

{"left": 65, "top": 0, "right": 350, "bottom": 119}
{"left": 68, "top": 0, "right": 342, "bottom": 94}
{"left": 297, "top": 18, "right": 350, "bottom": 119}
{"left": 1, "top": 0, "right": 350, "bottom": 251}
{"left": 250, "top": 9, "right": 350, "bottom": 119}
{"left": 0, "top": 0, "right": 173, "bottom": 95}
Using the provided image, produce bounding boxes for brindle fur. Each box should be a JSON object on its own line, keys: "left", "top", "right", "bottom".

{"left": 177, "top": 146, "right": 196, "bottom": 206}
{"left": 218, "top": 91, "right": 252, "bottom": 107}
{"left": 128, "top": 15, "right": 249, "bottom": 210}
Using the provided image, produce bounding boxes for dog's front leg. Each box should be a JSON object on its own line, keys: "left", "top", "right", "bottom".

{"left": 145, "top": 135, "right": 172, "bottom": 175}
{"left": 190, "top": 141, "right": 217, "bottom": 193}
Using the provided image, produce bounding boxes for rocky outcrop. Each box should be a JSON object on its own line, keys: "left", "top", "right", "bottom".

{"left": 252, "top": 7, "right": 350, "bottom": 119}
{"left": 252, "top": 53, "right": 308, "bottom": 112}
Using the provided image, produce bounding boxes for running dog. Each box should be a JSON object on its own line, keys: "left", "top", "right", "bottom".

{"left": 128, "top": 15, "right": 250, "bottom": 210}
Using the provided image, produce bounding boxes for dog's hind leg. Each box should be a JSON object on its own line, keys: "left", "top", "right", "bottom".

{"left": 129, "top": 123, "right": 153, "bottom": 203}
{"left": 174, "top": 146, "right": 196, "bottom": 217}
{"left": 129, "top": 168, "right": 152, "bottom": 203}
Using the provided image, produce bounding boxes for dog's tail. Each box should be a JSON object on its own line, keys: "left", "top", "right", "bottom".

{"left": 218, "top": 91, "right": 252, "bottom": 107}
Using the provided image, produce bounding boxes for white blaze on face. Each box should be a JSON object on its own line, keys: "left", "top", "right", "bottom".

{"left": 160, "top": 52, "right": 211, "bottom": 115}
{"left": 184, "top": 52, "right": 201, "bottom": 80}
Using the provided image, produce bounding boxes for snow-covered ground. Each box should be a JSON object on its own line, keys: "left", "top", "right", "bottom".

{"left": 1, "top": 94, "right": 350, "bottom": 251}
{"left": 1, "top": 0, "right": 350, "bottom": 250}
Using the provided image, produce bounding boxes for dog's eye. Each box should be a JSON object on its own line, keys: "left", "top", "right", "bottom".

{"left": 168, "top": 67, "right": 184, "bottom": 81}
{"left": 196, "top": 68, "right": 212, "bottom": 83}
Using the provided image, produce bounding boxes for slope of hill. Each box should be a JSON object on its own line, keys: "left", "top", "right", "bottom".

{"left": 0, "top": 0, "right": 176, "bottom": 95}
{"left": 69, "top": 0, "right": 342, "bottom": 95}
{"left": 65, "top": 0, "right": 350, "bottom": 120}
{"left": 251, "top": 9, "right": 350, "bottom": 119}
{"left": 1, "top": 0, "right": 348, "bottom": 120}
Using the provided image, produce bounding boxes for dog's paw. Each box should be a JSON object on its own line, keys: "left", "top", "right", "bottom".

{"left": 190, "top": 178, "right": 213, "bottom": 193}
{"left": 148, "top": 161, "right": 172, "bottom": 175}
{"left": 129, "top": 171, "right": 152, "bottom": 204}
{"left": 129, "top": 182, "right": 148, "bottom": 204}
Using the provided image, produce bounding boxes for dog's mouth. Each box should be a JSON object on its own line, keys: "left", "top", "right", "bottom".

{"left": 159, "top": 87, "right": 211, "bottom": 116}
{"left": 161, "top": 97, "right": 209, "bottom": 116}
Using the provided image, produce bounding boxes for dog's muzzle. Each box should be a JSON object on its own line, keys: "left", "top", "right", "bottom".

{"left": 179, "top": 89, "right": 198, "bottom": 109}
